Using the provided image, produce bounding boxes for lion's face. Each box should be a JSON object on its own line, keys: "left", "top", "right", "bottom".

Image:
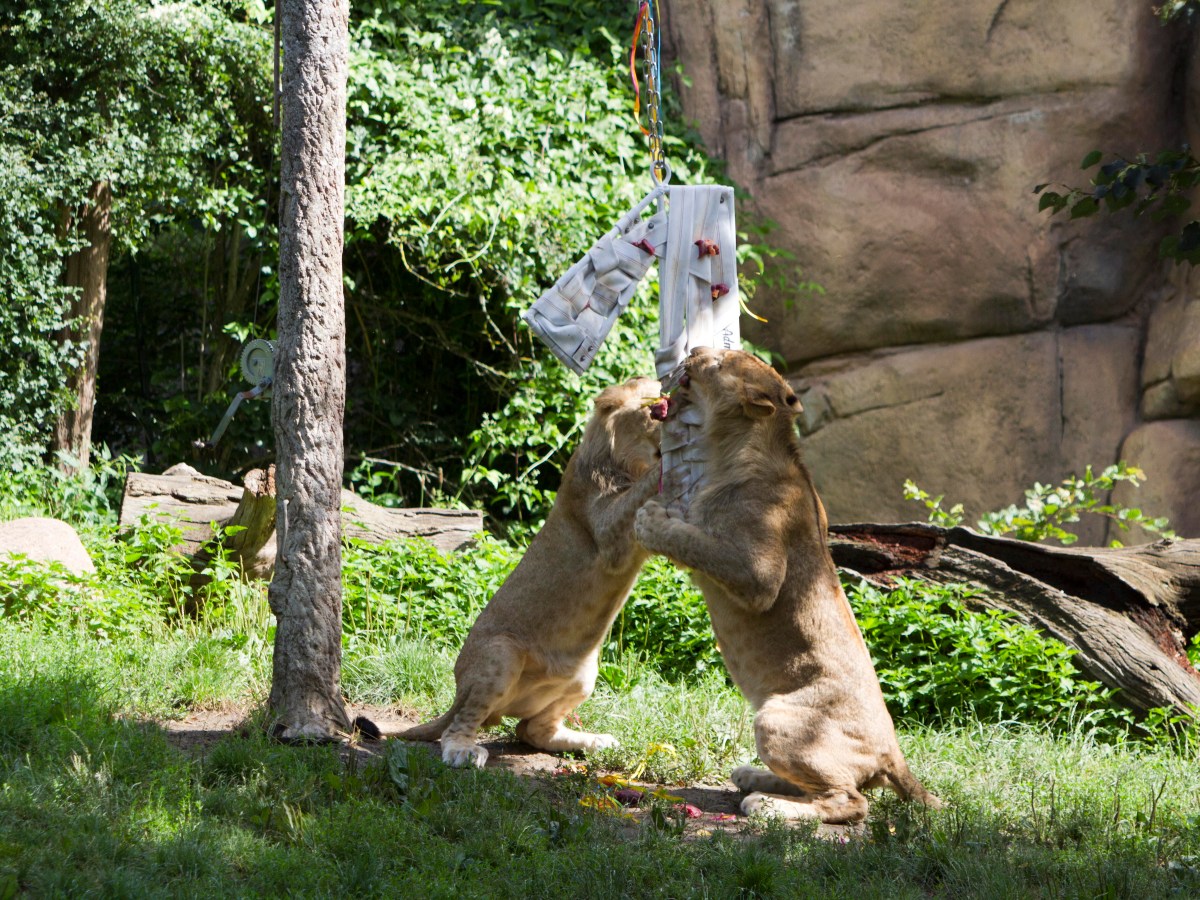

{"left": 674, "top": 347, "right": 800, "bottom": 423}
{"left": 590, "top": 376, "right": 665, "bottom": 477}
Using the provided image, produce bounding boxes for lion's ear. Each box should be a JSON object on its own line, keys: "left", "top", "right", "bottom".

{"left": 741, "top": 383, "right": 802, "bottom": 418}
{"left": 741, "top": 385, "right": 777, "bottom": 419}
{"left": 593, "top": 393, "right": 623, "bottom": 415}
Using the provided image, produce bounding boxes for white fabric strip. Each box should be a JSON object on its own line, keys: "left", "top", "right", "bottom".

{"left": 656, "top": 185, "right": 740, "bottom": 513}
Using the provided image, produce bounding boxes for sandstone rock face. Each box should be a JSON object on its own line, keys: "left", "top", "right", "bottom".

{"left": 793, "top": 326, "right": 1140, "bottom": 545}
{"left": 1109, "top": 421, "right": 1200, "bottom": 544}
{"left": 0, "top": 517, "right": 95, "bottom": 575}
{"left": 665, "top": 0, "right": 1197, "bottom": 540}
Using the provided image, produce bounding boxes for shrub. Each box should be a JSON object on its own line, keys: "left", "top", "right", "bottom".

{"left": 336, "top": 535, "right": 1134, "bottom": 734}
{"left": 604, "top": 556, "right": 718, "bottom": 683}
{"left": 340, "top": 534, "right": 521, "bottom": 648}
{"left": 847, "top": 577, "right": 1130, "bottom": 730}
{"left": 904, "top": 462, "right": 1174, "bottom": 545}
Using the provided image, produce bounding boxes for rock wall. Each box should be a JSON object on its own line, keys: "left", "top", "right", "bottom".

{"left": 665, "top": 0, "right": 1200, "bottom": 542}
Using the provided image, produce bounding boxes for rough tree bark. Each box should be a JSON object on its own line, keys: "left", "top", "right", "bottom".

{"left": 267, "top": 0, "right": 353, "bottom": 741}
{"left": 828, "top": 523, "right": 1200, "bottom": 718}
{"left": 54, "top": 180, "right": 112, "bottom": 472}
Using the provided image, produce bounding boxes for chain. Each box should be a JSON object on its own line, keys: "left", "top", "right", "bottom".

{"left": 640, "top": 2, "right": 670, "bottom": 185}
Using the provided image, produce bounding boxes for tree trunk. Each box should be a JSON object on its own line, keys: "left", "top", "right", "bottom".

{"left": 54, "top": 180, "right": 112, "bottom": 472}
{"left": 828, "top": 523, "right": 1200, "bottom": 718}
{"left": 267, "top": 0, "right": 353, "bottom": 741}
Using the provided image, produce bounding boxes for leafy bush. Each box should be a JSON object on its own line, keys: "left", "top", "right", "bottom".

{"left": 604, "top": 556, "right": 718, "bottom": 684}
{"left": 1, "top": 0, "right": 277, "bottom": 471}
{"left": 847, "top": 577, "right": 1130, "bottom": 730}
{"left": 341, "top": 534, "right": 521, "bottom": 648}
{"left": 336, "top": 534, "right": 1135, "bottom": 734}
{"left": 0, "top": 153, "right": 84, "bottom": 468}
{"left": 904, "top": 461, "right": 1174, "bottom": 545}
{"left": 340, "top": 533, "right": 719, "bottom": 681}
{"left": 0, "top": 446, "right": 139, "bottom": 527}
{"left": 0, "top": 453, "right": 1156, "bottom": 739}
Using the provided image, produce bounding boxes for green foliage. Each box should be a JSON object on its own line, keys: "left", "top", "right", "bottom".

{"left": 337, "top": 534, "right": 1142, "bottom": 735}
{"left": 604, "top": 556, "right": 718, "bottom": 684}
{"left": 0, "top": 445, "right": 1175, "bottom": 740}
{"left": 3, "top": 0, "right": 809, "bottom": 526}
{"left": 1, "top": 0, "right": 273, "bottom": 249}
{"left": 848, "top": 578, "right": 1130, "bottom": 729}
{"left": 1032, "top": 8, "right": 1200, "bottom": 266}
{"left": 0, "top": 446, "right": 138, "bottom": 527}
{"left": 0, "top": 516, "right": 192, "bottom": 641}
{"left": 0, "top": 155, "right": 84, "bottom": 467}
{"left": 341, "top": 0, "right": 726, "bottom": 521}
{"left": 0, "top": 499, "right": 1151, "bottom": 740}
{"left": 901, "top": 480, "right": 964, "bottom": 528}
{"left": 341, "top": 533, "right": 519, "bottom": 648}
{"left": 904, "top": 462, "right": 1174, "bottom": 545}
{"left": 0, "top": 0, "right": 276, "bottom": 465}
{"left": 340, "top": 532, "right": 720, "bottom": 683}
{"left": 1035, "top": 148, "right": 1200, "bottom": 264}
{"left": 1157, "top": 0, "right": 1200, "bottom": 23}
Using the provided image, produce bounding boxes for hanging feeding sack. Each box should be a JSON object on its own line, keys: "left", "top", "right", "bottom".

{"left": 522, "top": 186, "right": 667, "bottom": 375}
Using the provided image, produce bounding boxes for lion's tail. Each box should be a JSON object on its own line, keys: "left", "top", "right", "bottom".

{"left": 885, "top": 759, "right": 944, "bottom": 809}
{"left": 398, "top": 695, "right": 464, "bottom": 742}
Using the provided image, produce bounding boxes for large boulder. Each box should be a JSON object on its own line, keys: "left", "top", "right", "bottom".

{"left": 1141, "top": 267, "right": 1200, "bottom": 420}
{"left": 793, "top": 325, "right": 1140, "bottom": 545}
{"left": 664, "top": 0, "right": 1196, "bottom": 540}
{"left": 1108, "top": 421, "right": 1200, "bottom": 544}
{"left": 0, "top": 517, "right": 95, "bottom": 575}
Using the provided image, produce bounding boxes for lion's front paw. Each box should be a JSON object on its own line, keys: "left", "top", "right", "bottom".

{"left": 635, "top": 501, "right": 675, "bottom": 550}
{"left": 442, "top": 742, "right": 488, "bottom": 768}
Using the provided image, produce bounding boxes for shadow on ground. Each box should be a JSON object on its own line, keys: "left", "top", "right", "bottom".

{"left": 150, "top": 704, "right": 863, "bottom": 841}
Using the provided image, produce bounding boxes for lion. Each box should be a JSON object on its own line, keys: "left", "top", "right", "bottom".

{"left": 634, "top": 347, "right": 941, "bottom": 823}
{"left": 401, "top": 376, "right": 667, "bottom": 767}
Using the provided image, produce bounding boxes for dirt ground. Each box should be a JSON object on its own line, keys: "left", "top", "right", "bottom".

{"left": 153, "top": 704, "right": 863, "bottom": 840}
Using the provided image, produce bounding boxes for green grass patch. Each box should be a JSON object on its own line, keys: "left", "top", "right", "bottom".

{"left": 3, "top": 619, "right": 1200, "bottom": 897}
{"left": 3, "top": 474, "right": 1200, "bottom": 894}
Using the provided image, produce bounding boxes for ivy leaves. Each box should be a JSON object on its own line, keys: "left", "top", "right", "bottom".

{"left": 1035, "top": 149, "right": 1200, "bottom": 264}
{"left": 0, "top": 0, "right": 275, "bottom": 464}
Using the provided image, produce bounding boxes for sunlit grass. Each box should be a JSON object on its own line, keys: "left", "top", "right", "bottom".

{"left": 4, "top": 614, "right": 1200, "bottom": 896}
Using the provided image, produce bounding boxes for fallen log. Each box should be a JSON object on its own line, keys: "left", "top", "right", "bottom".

{"left": 188, "top": 465, "right": 278, "bottom": 593}
{"left": 119, "top": 463, "right": 483, "bottom": 567}
{"left": 828, "top": 523, "right": 1200, "bottom": 718}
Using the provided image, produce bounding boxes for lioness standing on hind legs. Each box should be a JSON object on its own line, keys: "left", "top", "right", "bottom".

{"left": 635, "top": 347, "right": 941, "bottom": 823}
{"left": 402, "top": 377, "right": 668, "bottom": 767}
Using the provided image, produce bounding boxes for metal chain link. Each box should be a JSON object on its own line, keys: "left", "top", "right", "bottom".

{"left": 641, "top": 3, "right": 671, "bottom": 185}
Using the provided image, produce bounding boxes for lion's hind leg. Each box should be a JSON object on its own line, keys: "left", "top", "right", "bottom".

{"left": 438, "top": 644, "right": 525, "bottom": 769}
{"left": 515, "top": 684, "right": 618, "bottom": 755}
{"left": 741, "top": 787, "right": 869, "bottom": 824}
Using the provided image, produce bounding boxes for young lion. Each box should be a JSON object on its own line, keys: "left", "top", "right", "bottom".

{"left": 401, "top": 377, "right": 666, "bottom": 767}
{"left": 635, "top": 348, "right": 941, "bottom": 823}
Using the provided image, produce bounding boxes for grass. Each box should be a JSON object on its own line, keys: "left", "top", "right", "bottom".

{"left": 0, "top": 495, "right": 1198, "bottom": 896}
{"left": 3, "top": 614, "right": 1200, "bottom": 898}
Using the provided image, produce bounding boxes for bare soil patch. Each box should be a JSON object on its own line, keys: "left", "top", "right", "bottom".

{"left": 152, "top": 704, "right": 860, "bottom": 840}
